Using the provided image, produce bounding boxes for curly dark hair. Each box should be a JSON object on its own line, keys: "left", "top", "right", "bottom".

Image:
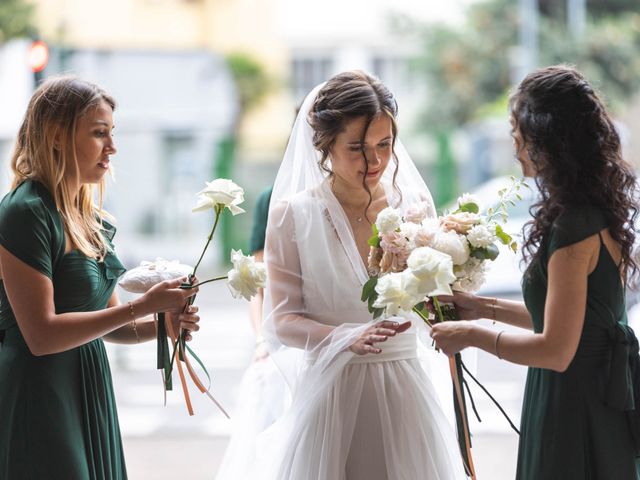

{"left": 307, "top": 70, "right": 401, "bottom": 221}
{"left": 510, "top": 65, "right": 638, "bottom": 281}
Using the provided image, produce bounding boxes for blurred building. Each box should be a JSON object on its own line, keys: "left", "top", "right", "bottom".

{"left": 0, "top": 0, "right": 476, "bottom": 260}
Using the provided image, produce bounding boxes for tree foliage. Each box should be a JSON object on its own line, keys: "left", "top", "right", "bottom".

{"left": 225, "top": 52, "right": 271, "bottom": 114}
{"left": 412, "top": 0, "right": 640, "bottom": 131}
{"left": 0, "top": 0, "right": 33, "bottom": 44}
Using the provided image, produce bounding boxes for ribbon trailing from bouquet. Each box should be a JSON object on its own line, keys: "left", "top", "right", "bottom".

{"left": 155, "top": 303, "right": 229, "bottom": 418}
{"left": 414, "top": 301, "right": 520, "bottom": 479}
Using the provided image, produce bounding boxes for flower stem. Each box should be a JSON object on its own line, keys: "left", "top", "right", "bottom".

{"left": 191, "top": 205, "right": 222, "bottom": 278}
{"left": 432, "top": 297, "right": 445, "bottom": 323}
{"left": 412, "top": 306, "right": 434, "bottom": 328}
{"left": 181, "top": 275, "right": 228, "bottom": 289}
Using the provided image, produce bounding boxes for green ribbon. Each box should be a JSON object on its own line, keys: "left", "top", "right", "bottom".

{"left": 156, "top": 312, "right": 173, "bottom": 391}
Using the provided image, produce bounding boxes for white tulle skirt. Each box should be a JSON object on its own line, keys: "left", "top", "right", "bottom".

{"left": 215, "top": 357, "right": 288, "bottom": 480}
{"left": 254, "top": 332, "right": 467, "bottom": 480}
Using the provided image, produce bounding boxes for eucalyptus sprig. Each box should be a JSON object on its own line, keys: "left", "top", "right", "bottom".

{"left": 485, "top": 176, "right": 531, "bottom": 253}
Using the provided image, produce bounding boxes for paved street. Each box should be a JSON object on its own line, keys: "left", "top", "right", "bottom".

{"left": 109, "top": 280, "right": 526, "bottom": 479}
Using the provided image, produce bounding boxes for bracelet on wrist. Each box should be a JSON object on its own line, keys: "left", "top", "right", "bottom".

{"left": 127, "top": 301, "right": 140, "bottom": 343}
{"left": 490, "top": 297, "right": 497, "bottom": 324}
{"left": 495, "top": 330, "right": 505, "bottom": 359}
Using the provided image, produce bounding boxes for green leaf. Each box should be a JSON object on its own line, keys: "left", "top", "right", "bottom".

{"left": 373, "top": 308, "right": 385, "bottom": 319}
{"left": 459, "top": 203, "right": 480, "bottom": 214}
{"left": 368, "top": 223, "right": 381, "bottom": 247}
{"left": 367, "top": 291, "right": 380, "bottom": 313}
{"left": 510, "top": 241, "right": 518, "bottom": 253}
{"left": 495, "top": 224, "right": 513, "bottom": 245}
{"left": 470, "top": 243, "right": 500, "bottom": 261}
{"left": 361, "top": 276, "right": 378, "bottom": 302}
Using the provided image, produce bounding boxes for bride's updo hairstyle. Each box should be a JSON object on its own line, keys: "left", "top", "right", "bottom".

{"left": 308, "top": 70, "right": 402, "bottom": 217}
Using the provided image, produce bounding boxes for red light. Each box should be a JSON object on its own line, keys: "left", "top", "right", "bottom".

{"left": 28, "top": 41, "right": 49, "bottom": 73}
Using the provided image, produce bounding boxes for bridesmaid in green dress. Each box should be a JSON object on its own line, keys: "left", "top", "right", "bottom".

{"left": 431, "top": 65, "right": 640, "bottom": 479}
{"left": 0, "top": 76, "right": 201, "bottom": 479}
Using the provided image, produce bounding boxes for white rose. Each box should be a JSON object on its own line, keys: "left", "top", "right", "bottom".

{"left": 407, "top": 247, "right": 456, "bottom": 297}
{"left": 118, "top": 258, "right": 192, "bottom": 293}
{"left": 373, "top": 270, "right": 424, "bottom": 315}
{"left": 453, "top": 258, "right": 486, "bottom": 293}
{"left": 375, "top": 207, "right": 402, "bottom": 234}
{"left": 193, "top": 179, "right": 245, "bottom": 215}
{"left": 227, "top": 249, "right": 267, "bottom": 301}
{"left": 457, "top": 193, "right": 481, "bottom": 211}
{"left": 413, "top": 218, "right": 440, "bottom": 248}
{"left": 454, "top": 270, "right": 486, "bottom": 293}
{"left": 433, "top": 230, "right": 470, "bottom": 265}
{"left": 404, "top": 202, "right": 430, "bottom": 224}
{"left": 466, "top": 224, "right": 496, "bottom": 249}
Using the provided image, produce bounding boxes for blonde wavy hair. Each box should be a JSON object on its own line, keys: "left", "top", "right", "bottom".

{"left": 10, "top": 75, "right": 115, "bottom": 261}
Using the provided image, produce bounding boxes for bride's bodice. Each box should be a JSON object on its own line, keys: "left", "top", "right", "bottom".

{"left": 289, "top": 187, "right": 372, "bottom": 327}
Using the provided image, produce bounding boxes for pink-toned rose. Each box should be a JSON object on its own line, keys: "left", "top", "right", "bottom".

{"left": 379, "top": 250, "right": 409, "bottom": 274}
{"left": 404, "top": 202, "right": 430, "bottom": 224}
{"left": 367, "top": 246, "right": 383, "bottom": 276}
{"left": 440, "top": 212, "right": 480, "bottom": 234}
{"left": 381, "top": 230, "right": 410, "bottom": 255}
{"left": 379, "top": 231, "right": 410, "bottom": 273}
{"left": 413, "top": 226, "right": 436, "bottom": 248}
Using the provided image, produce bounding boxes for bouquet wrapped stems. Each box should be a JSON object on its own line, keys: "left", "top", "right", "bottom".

{"left": 414, "top": 300, "right": 476, "bottom": 479}
{"left": 154, "top": 205, "right": 230, "bottom": 417}
{"left": 414, "top": 298, "right": 520, "bottom": 479}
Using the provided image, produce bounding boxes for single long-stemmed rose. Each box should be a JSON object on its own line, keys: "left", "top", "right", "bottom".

{"left": 156, "top": 179, "right": 262, "bottom": 417}
{"left": 119, "top": 179, "right": 265, "bottom": 417}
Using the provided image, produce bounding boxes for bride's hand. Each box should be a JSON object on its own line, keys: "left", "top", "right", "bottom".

{"left": 434, "top": 291, "right": 488, "bottom": 321}
{"left": 349, "top": 320, "right": 412, "bottom": 355}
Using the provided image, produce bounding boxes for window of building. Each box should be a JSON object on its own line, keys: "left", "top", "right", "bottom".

{"left": 291, "top": 56, "right": 333, "bottom": 104}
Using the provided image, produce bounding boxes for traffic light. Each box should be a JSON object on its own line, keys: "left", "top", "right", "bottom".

{"left": 28, "top": 40, "right": 49, "bottom": 86}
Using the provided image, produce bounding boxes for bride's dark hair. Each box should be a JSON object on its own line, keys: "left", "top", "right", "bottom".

{"left": 308, "top": 70, "right": 401, "bottom": 221}
{"left": 511, "top": 65, "right": 638, "bottom": 280}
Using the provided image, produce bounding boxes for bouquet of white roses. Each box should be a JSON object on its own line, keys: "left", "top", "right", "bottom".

{"left": 361, "top": 177, "right": 526, "bottom": 478}
{"left": 363, "top": 180, "right": 522, "bottom": 320}
{"left": 119, "top": 179, "right": 266, "bottom": 417}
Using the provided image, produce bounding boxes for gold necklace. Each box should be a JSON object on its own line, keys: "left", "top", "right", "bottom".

{"left": 331, "top": 181, "right": 381, "bottom": 224}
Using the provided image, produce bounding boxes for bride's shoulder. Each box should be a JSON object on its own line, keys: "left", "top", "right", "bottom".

{"left": 272, "top": 187, "right": 324, "bottom": 213}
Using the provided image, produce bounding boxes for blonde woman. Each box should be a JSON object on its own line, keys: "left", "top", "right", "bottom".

{"left": 0, "top": 76, "right": 199, "bottom": 479}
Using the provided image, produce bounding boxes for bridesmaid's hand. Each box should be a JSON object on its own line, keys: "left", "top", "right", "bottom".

{"left": 349, "top": 319, "right": 412, "bottom": 355}
{"left": 166, "top": 305, "right": 200, "bottom": 342}
{"left": 138, "top": 277, "right": 198, "bottom": 315}
{"left": 430, "top": 321, "right": 474, "bottom": 356}
{"left": 433, "top": 291, "right": 488, "bottom": 321}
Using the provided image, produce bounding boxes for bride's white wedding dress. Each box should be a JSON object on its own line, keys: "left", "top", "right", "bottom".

{"left": 250, "top": 78, "right": 467, "bottom": 480}
{"left": 256, "top": 181, "right": 467, "bottom": 480}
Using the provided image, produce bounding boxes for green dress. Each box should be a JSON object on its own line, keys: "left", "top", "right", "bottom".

{"left": 518, "top": 205, "right": 640, "bottom": 479}
{"left": 249, "top": 186, "right": 272, "bottom": 255}
{"left": 0, "top": 180, "right": 127, "bottom": 479}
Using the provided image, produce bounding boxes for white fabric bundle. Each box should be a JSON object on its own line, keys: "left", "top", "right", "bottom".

{"left": 118, "top": 258, "right": 193, "bottom": 293}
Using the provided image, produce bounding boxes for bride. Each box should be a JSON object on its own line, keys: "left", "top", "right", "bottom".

{"left": 259, "top": 70, "right": 466, "bottom": 479}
